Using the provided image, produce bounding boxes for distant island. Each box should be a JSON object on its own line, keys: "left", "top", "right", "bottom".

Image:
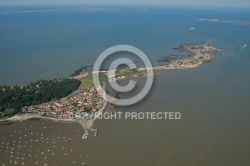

{"left": 197, "top": 18, "right": 250, "bottom": 24}
{"left": 0, "top": 42, "right": 220, "bottom": 138}
{"left": 0, "top": 7, "right": 146, "bottom": 13}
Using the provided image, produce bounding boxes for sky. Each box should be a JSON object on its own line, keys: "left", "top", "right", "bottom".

{"left": 0, "top": 0, "right": 249, "bottom": 8}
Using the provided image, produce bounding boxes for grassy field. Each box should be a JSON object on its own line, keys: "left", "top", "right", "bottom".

{"left": 78, "top": 69, "right": 153, "bottom": 91}
{"left": 4, "top": 108, "right": 16, "bottom": 115}
{"left": 0, "top": 108, "right": 17, "bottom": 118}
{"left": 116, "top": 68, "right": 150, "bottom": 79}
{"left": 79, "top": 73, "right": 108, "bottom": 91}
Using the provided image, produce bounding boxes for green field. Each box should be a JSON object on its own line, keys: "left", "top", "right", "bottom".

{"left": 116, "top": 68, "right": 151, "bottom": 79}
{"left": 79, "top": 73, "right": 108, "bottom": 90}
{"left": 78, "top": 69, "right": 153, "bottom": 91}
{"left": 0, "top": 108, "right": 17, "bottom": 118}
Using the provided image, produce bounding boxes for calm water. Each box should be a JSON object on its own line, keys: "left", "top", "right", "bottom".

{"left": 1, "top": 6, "right": 250, "bottom": 166}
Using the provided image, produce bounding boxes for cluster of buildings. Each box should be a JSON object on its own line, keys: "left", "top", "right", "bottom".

{"left": 22, "top": 88, "right": 105, "bottom": 120}
{"left": 155, "top": 53, "right": 205, "bottom": 69}
{"left": 155, "top": 44, "right": 218, "bottom": 70}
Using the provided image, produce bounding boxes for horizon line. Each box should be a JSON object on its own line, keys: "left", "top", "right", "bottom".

{"left": 0, "top": 4, "right": 250, "bottom": 9}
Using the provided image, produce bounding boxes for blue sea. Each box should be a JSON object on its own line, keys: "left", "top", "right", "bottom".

{"left": 0, "top": 6, "right": 250, "bottom": 166}
{"left": 0, "top": 6, "right": 249, "bottom": 85}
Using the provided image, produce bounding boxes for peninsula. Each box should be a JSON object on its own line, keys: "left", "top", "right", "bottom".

{"left": 74, "top": 42, "right": 220, "bottom": 83}
{"left": 0, "top": 42, "right": 220, "bottom": 139}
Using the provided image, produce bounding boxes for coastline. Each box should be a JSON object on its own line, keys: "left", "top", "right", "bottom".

{"left": 73, "top": 42, "right": 220, "bottom": 81}
{"left": 0, "top": 42, "right": 220, "bottom": 128}
{"left": 1, "top": 114, "right": 77, "bottom": 123}
{"left": 1, "top": 84, "right": 108, "bottom": 139}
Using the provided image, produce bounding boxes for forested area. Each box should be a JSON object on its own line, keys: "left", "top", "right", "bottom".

{"left": 0, "top": 79, "right": 80, "bottom": 118}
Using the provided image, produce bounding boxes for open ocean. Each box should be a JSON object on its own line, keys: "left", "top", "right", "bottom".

{"left": 0, "top": 6, "right": 250, "bottom": 166}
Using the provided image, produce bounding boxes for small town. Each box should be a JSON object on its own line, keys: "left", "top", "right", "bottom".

{"left": 22, "top": 88, "right": 105, "bottom": 120}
